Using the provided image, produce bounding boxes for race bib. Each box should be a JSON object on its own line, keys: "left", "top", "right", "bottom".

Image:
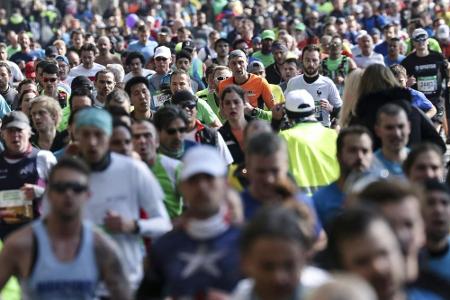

{"left": 152, "top": 93, "right": 171, "bottom": 109}
{"left": 417, "top": 76, "right": 438, "bottom": 93}
{"left": 314, "top": 100, "right": 323, "bottom": 121}
{"left": 0, "top": 189, "right": 33, "bottom": 224}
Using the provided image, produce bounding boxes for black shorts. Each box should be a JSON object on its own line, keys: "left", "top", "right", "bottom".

{"left": 430, "top": 96, "right": 445, "bottom": 124}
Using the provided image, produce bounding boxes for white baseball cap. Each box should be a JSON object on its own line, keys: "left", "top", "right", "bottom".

{"left": 437, "top": 24, "right": 450, "bottom": 40}
{"left": 285, "top": 89, "right": 315, "bottom": 114}
{"left": 180, "top": 145, "right": 227, "bottom": 180}
{"left": 154, "top": 46, "right": 171, "bottom": 59}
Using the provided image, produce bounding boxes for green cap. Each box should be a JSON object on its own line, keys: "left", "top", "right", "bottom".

{"left": 295, "top": 23, "right": 306, "bottom": 31}
{"left": 261, "top": 30, "right": 276, "bottom": 41}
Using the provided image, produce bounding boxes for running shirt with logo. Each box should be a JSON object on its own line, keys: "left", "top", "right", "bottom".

{"left": 21, "top": 220, "right": 98, "bottom": 300}
{"left": 401, "top": 51, "right": 448, "bottom": 101}
{"left": 284, "top": 75, "right": 342, "bottom": 127}
{"left": 218, "top": 74, "right": 275, "bottom": 110}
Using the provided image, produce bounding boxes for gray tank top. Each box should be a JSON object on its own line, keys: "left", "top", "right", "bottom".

{"left": 22, "top": 220, "right": 99, "bottom": 300}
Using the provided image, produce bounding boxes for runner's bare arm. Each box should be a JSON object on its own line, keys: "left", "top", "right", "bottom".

{"left": 94, "top": 230, "right": 133, "bottom": 300}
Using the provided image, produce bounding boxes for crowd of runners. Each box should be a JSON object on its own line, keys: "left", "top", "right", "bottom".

{"left": 0, "top": 0, "right": 450, "bottom": 299}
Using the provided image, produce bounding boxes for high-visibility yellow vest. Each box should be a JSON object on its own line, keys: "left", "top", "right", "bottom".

{"left": 279, "top": 122, "right": 340, "bottom": 195}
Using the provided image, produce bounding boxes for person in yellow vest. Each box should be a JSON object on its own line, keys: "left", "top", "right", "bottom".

{"left": 279, "top": 89, "right": 340, "bottom": 195}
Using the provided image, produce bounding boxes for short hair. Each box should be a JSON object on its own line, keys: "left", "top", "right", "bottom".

{"left": 125, "top": 76, "right": 150, "bottom": 96}
{"left": 125, "top": 51, "right": 145, "bottom": 66}
{"left": 0, "top": 61, "right": 11, "bottom": 74}
{"left": 53, "top": 39, "right": 66, "bottom": 47}
{"left": 80, "top": 43, "right": 97, "bottom": 54}
{"left": 220, "top": 84, "right": 246, "bottom": 104}
{"left": 403, "top": 143, "right": 444, "bottom": 176}
{"left": 137, "top": 24, "right": 148, "bottom": 32}
{"left": 17, "top": 79, "right": 36, "bottom": 93}
{"left": 29, "top": 95, "right": 63, "bottom": 126}
{"left": 42, "top": 63, "right": 59, "bottom": 75}
{"left": 357, "top": 178, "right": 425, "bottom": 208}
{"left": 390, "top": 64, "right": 407, "bottom": 80}
{"left": 48, "top": 156, "right": 90, "bottom": 184}
{"left": 284, "top": 57, "right": 300, "bottom": 68}
{"left": 69, "top": 87, "right": 94, "bottom": 111}
{"left": 301, "top": 44, "right": 321, "bottom": 61}
{"left": 108, "top": 105, "right": 130, "bottom": 119}
{"left": 153, "top": 105, "right": 189, "bottom": 131}
{"left": 70, "top": 29, "right": 85, "bottom": 39}
{"left": 36, "top": 60, "right": 50, "bottom": 72}
{"left": 245, "top": 132, "right": 286, "bottom": 158}
{"left": 327, "top": 208, "right": 388, "bottom": 269}
{"left": 170, "top": 69, "right": 190, "bottom": 84}
{"left": 423, "top": 179, "right": 450, "bottom": 195}
{"left": 0, "top": 43, "right": 7, "bottom": 50}
{"left": 240, "top": 205, "right": 309, "bottom": 254}
{"left": 375, "top": 103, "right": 406, "bottom": 125}
{"left": 112, "top": 120, "right": 132, "bottom": 136}
{"left": 176, "top": 50, "right": 192, "bottom": 62}
{"left": 106, "top": 89, "right": 130, "bottom": 107}
{"left": 336, "top": 126, "right": 372, "bottom": 156}
{"left": 95, "top": 69, "right": 114, "bottom": 81}
{"left": 232, "top": 38, "right": 247, "bottom": 49}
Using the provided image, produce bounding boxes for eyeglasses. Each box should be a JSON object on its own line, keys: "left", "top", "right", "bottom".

{"left": 165, "top": 127, "right": 187, "bottom": 135}
{"left": 155, "top": 57, "right": 168, "bottom": 61}
{"left": 50, "top": 181, "right": 88, "bottom": 194}
{"left": 215, "top": 76, "right": 227, "bottom": 81}
{"left": 179, "top": 102, "right": 196, "bottom": 110}
{"left": 43, "top": 77, "right": 58, "bottom": 83}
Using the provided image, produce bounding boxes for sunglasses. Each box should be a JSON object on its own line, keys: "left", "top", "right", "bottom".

{"left": 215, "top": 76, "right": 227, "bottom": 81}
{"left": 43, "top": 77, "right": 58, "bottom": 83}
{"left": 155, "top": 57, "right": 168, "bottom": 61}
{"left": 166, "top": 127, "right": 187, "bottom": 135}
{"left": 179, "top": 102, "right": 197, "bottom": 110}
{"left": 50, "top": 181, "right": 88, "bottom": 194}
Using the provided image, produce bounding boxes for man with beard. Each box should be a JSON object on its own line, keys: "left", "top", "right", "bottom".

{"left": 321, "top": 36, "right": 357, "bottom": 95}
{"left": 95, "top": 36, "right": 122, "bottom": 67}
{"left": 251, "top": 30, "right": 275, "bottom": 68}
{"left": 69, "top": 43, "right": 105, "bottom": 83}
{"left": 313, "top": 126, "right": 374, "bottom": 226}
{"left": 94, "top": 69, "right": 116, "bottom": 108}
{"left": 265, "top": 42, "right": 288, "bottom": 85}
{"left": 420, "top": 180, "right": 450, "bottom": 281}
{"left": 211, "top": 38, "right": 229, "bottom": 66}
{"left": 285, "top": 45, "right": 342, "bottom": 128}
{"left": 373, "top": 104, "right": 410, "bottom": 177}
{"left": 0, "top": 62, "right": 17, "bottom": 106}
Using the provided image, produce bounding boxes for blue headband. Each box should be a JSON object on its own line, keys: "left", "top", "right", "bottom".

{"left": 75, "top": 107, "right": 112, "bottom": 136}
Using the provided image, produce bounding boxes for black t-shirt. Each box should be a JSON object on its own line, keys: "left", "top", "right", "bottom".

{"left": 265, "top": 63, "right": 283, "bottom": 85}
{"left": 401, "top": 51, "right": 448, "bottom": 100}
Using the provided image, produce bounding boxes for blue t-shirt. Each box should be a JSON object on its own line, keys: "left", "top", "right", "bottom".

{"left": 313, "top": 181, "right": 345, "bottom": 227}
{"left": 240, "top": 188, "right": 322, "bottom": 236}
{"left": 409, "top": 88, "right": 433, "bottom": 112}
{"left": 374, "top": 41, "right": 389, "bottom": 56}
{"left": 384, "top": 54, "right": 406, "bottom": 66}
{"left": 374, "top": 149, "right": 405, "bottom": 177}
{"left": 127, "top": 40, "right": 158, "bottom": 63}
{"left": 420, "top": 238, "right": 450, "bottom": 282}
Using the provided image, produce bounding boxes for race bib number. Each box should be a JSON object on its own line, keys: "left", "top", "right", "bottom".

{"left": 152, "top": 93, "right": 171, "bottom": 109}
{"left": 314, "top": 100, "right": 323, "bottom": 121}
{"left": 0, "top": 189, "right": 33, "bottom": 224}
{"left": 417, "top": 76, "right": 438, "bottom": 93}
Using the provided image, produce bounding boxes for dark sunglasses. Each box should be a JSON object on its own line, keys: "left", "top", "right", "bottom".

{"left": 166, "top": 127, "right": 187, "bottom": 135}
{"left": 155, "top": 57, "right": 168, "bottom": 61}
{"left": 50, "top": 181, "right": 88, "bottom": 194}
{"left": 43, "top": 77, "right": 58, "bottom": 83}
{"left": 179, "top": 101, "right": 197, "bottom": 110}
{"left": 215, "top": 76, "right": 227, "bottom": 81}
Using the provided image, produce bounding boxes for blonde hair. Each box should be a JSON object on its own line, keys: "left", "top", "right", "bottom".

{"left": 358, "top": 64, "right": 401, "bottom": 98}
{"left": 29, "top": 95, "right": 63, "bottom": 127}
{"left": 339, "top": 69, "right": 364, "bottom": 128}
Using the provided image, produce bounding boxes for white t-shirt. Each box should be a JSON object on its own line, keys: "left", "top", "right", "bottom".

{"left": 5, "top": 60, "right": 24, "bottom": 83}
{"left": 68, "top": 63, "right": 105, "bottom": 82}
{"left": 285, "top": 75, "right": 342, "bottom": 127}
{"left": 354, "top": 51, "right": 385, "bottom": 68}
{"left": 83, "top": 153, "right": 171, "bottom": 289}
